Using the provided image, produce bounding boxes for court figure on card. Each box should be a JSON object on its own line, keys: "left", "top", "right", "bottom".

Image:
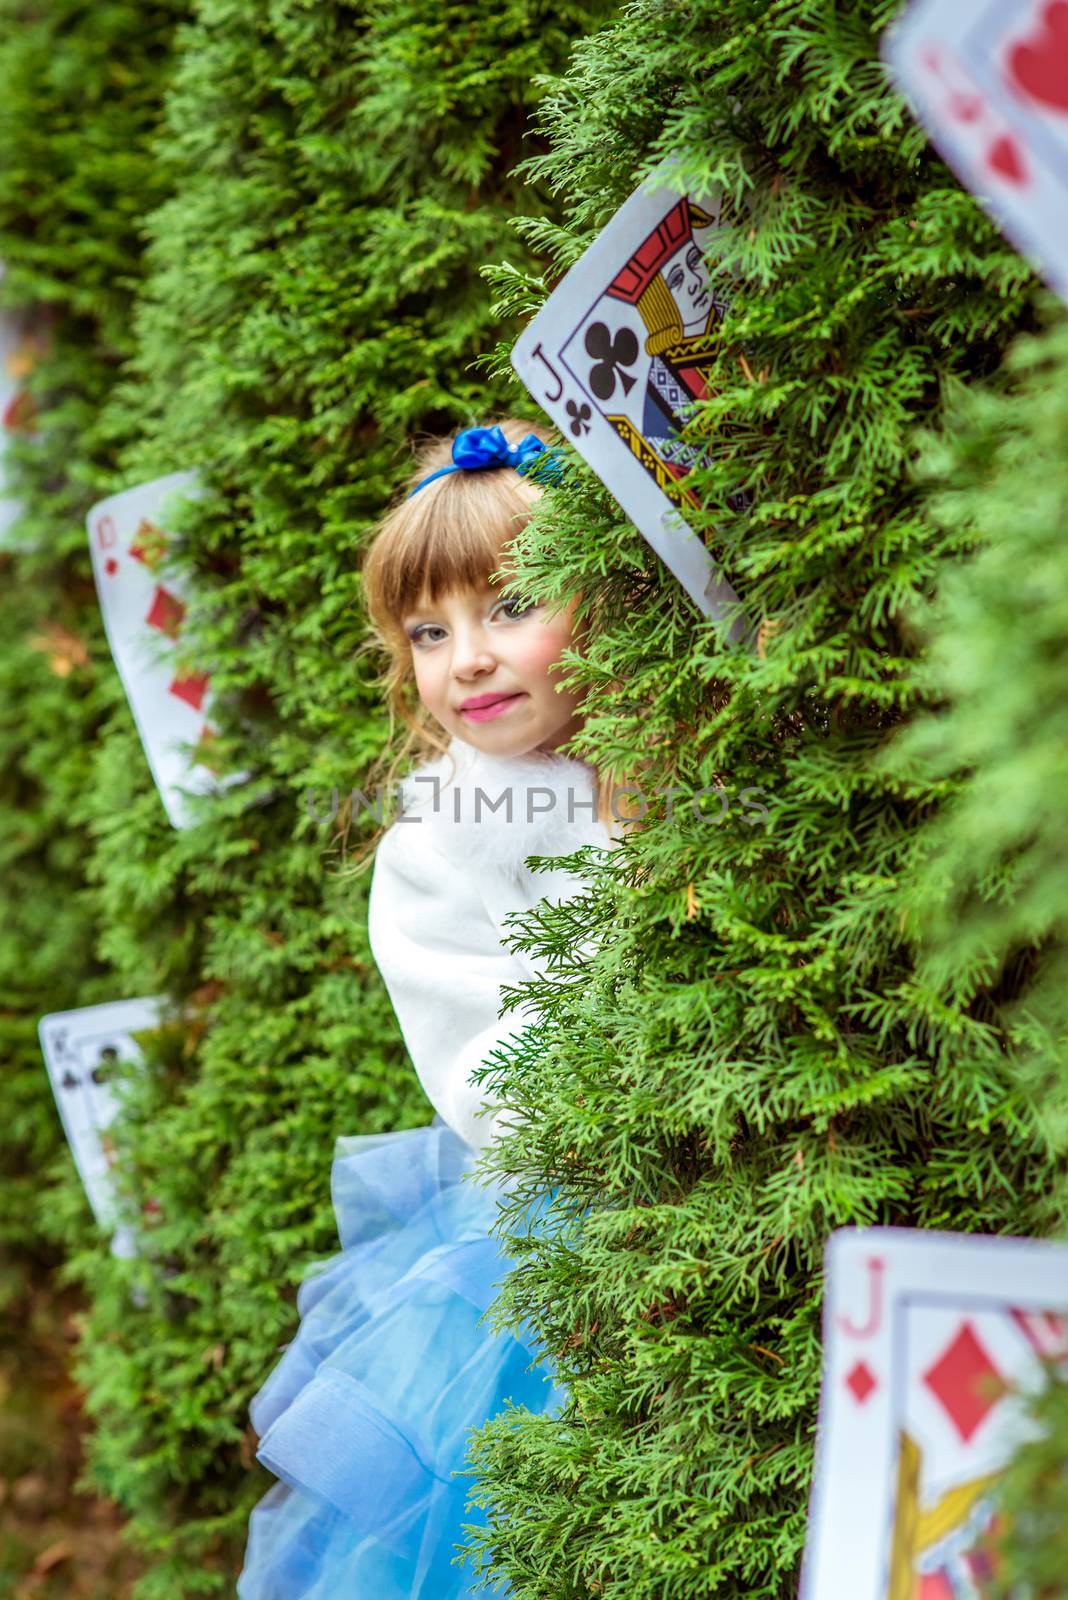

{"left": 591, "top": 195, "right": 729, "bottom": 495}
{"left": 888, "top": 1428, "right": 1002, "bottom": 1599}
{"left": 513, "top": 179, "right": 746, "bottom": 634}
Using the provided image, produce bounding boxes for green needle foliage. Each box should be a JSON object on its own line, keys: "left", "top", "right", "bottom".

{"left": 884, "top": 310, "right": 1068, "bottom": 1595}
{"left": 5, "top": 0, "right": 1066, "bottom": 1593}
{"left": 49, "top": 0, "right": 609, "bottom": 1592}
{"left": 0, "top": 0, "right": 185, "bottom": 1309}
{"left": 459, "top": 3, "right": 1062, "bottom": 1595}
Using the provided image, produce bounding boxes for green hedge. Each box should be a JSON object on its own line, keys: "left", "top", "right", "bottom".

{"left": 886, "top": 311, "right": 1068, "bottom": 1593}
{"left": 60, "top": 1, "right": 608, "bottom": 1592}
{"left": 460, "top": 4, "right": 1060, "bottom": 1596}
{"left": 0, "top": 0, "right": 185, "bottom": 1303}
{"left": 4, "top": 0, "right": 1066, "bottom": 1594}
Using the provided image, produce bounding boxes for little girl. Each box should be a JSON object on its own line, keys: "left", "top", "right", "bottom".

{"left": 237, "top": 420, "right": 616, "bottom": 1598}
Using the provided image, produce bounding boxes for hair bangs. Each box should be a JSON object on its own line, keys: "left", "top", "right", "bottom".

{"left": 387, "top": 476, "right": 514, "bottom": 617}
{"left": 362, "top": 432, "right": 541, "bottom": 645}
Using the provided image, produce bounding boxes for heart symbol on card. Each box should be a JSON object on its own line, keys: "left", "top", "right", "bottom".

{"left": 1007, "top": 0, "right": 1068, "bottom": 114}
{"left": 987, "top": 133, "right": 1029, "bottom": 185}
{"left": 949, "top": 91, "right": 983, "bottom": 125}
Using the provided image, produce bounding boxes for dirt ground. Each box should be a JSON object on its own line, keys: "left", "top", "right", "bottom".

{"left": 0, "top": 1275, "right": 141, "bottom": 1600}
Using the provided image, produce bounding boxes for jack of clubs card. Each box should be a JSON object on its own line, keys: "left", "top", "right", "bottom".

{"left": 512, "top": 179, "right": 747, "bottom": 637}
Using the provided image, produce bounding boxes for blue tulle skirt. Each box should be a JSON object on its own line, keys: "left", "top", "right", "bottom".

{"left": 237, "top": 1120, "right": 561, "bottom": 1599}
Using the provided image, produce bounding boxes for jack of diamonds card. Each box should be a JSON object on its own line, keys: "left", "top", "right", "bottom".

{"left": 801, "top": 1227, "right": 1068, "bottom": 1600}
{"left": 39, "top": 997, "right": 164, "bottom": 1260}
{"left": 884, "top": 0, "right": 1068, "bottom": 305}
{"left": 87, "top": 471, "right": 242, "bottom": 829}
{"left": 511, "top": 180, "right": 747, "bottom": 638}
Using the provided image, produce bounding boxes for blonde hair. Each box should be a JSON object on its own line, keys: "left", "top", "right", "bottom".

{"left": 339, "top": 419, "right": 619, "bottom": 875}
{"left": 362, "top": 420, "right": 542, "bottom": 770}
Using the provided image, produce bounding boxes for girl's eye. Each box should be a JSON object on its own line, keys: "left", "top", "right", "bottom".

{"left": 409, "top": 623, "right": 447, "bottom": 646}
{"left": 495, "top": 594, "right": 539, "bottom": 621}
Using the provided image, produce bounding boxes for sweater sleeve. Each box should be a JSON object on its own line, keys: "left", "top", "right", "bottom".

{"left": 366, "top": 820, "right": 530, "bottom": 1152}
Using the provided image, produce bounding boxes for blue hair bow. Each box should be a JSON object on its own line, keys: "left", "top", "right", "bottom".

{"left": 408, "top": 424, "right": 562, "bottom": 497}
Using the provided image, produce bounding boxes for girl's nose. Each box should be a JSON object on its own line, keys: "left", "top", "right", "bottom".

{"left": 450, "top": 627, "right": 496, "bottom": 678}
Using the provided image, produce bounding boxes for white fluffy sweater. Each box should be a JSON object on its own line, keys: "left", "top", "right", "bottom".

{"left": 367, "top": 736, "right": 614, "bottom": 1150}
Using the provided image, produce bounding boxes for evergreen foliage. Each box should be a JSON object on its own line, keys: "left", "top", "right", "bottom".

{"left": 888, "top": 312, "right": 1068, "bottom": 1182}
{"left": 459, "top": 4, "right": 1062, "bottom": 1595}
{"left": 5, "top": 0, "right": 1067, "bottom": 1593}
{"left": 882, "top": 310, "right": 1068, "bottom": 1593}
{"left": 0, "top": 0, "right": 184, "bottom": 1306}
{"left": 54, "top": 0, "right": 608, "bottom": 1591}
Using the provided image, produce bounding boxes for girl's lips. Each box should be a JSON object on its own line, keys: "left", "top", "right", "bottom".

{"left": 458, "top": 693, "right": 526, "bottom": 723}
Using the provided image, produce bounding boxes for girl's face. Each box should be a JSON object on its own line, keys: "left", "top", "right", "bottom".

{"left": 401, "top": 580, "right": 584, "bottom": 757}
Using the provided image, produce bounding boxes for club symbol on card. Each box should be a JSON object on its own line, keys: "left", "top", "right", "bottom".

{"left": 566, "top": 399, "right": 592, "bottom": 437}
{"left": 1007, "top": 1, "right": 1068, "bottom": 115}
{"left": 844, "top": 1358, "right": 878, "bottom": 1405}
{"left": 923, "top": 1320, "right": 1006, "bottom": 1443}
{"left": 61, "top": 1070, "right": 79, "bottom": 1091}
{"left": 585, "top": 322, "right": 639, "bottom": 401}
{"left": 90, "top": 1046, "right": 117, "bottom": 1085}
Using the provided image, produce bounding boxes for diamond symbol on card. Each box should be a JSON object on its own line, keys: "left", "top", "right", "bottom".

{"left": 145, "top": 584, "right": 186, "bottom": 640}
{"left": 168, "top": 670, "right": 209, "bottom": 713}
{"left": 845, "top": 1359, "right": 877, "bottom": 1404}
{"left": 923, "top": 1320, "right": 1005, "bottom": 1443}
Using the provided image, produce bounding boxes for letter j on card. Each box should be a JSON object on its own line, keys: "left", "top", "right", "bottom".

{"left": 884, "top": 0, "right": 1068, "bottom": 305}
{"left": 801, "top": 1227, "right": 1068, "bottom": 1600}
{"left": 511, "top": 178, "right": 747, "bottom": 640}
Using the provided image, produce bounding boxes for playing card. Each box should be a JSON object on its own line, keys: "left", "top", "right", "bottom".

{"left": 86, "top": 472, "right": 245, "bottom": 828}
{"left": 512, "top": 179, "right": 747, "bottom": 637}
{"left": 801, "top": 1227, "right": 1068, "bottom": 1600}
{"left": 0, "top": 266, "right": 46, "bottom": 548}
{"left": 884, "top": 0, "right": 1068, "bottom": 305}
{"left": 39, "top": 997, "right": 165, "bottom": 1260}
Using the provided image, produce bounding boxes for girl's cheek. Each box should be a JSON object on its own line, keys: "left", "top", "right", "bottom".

{"left": 411, "top": 656, "right": 441, "bottom": 710}
{"left": 514, "top": 622, "right": 573, "bottom": 680}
